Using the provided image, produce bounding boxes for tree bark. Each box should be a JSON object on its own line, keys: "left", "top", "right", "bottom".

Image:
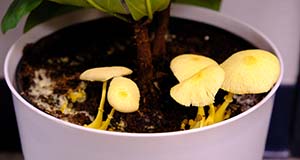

{"left": 152, "top": 4, "right": 170, "bottom": 58}
{"left": 133, "top": 5, "right": 171, "bottom": 108}
{"left": 134, "top": 20, "right": 153, "bottom": 82}
{"left": 134, "top": 20, "right": 157, "bottom": 106}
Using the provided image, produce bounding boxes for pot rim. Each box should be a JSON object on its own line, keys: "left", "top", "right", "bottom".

{"left": 4, "top": 4, "right": 284, "bottom": 138}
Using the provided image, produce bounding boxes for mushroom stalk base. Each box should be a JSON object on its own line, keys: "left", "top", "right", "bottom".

{"left": 86, "top": 81, "right": 107, "bottom": 129}
{"left": 214, "top": 92, "right": 233, "bottom": 123}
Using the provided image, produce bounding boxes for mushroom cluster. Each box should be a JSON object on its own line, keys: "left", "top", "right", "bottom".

{"left": 79, "top": 50, "right": 280, "bottom": 131}
{"left": 170, "top": 50, "right": 280, "bottom": 129}
{"left": 80, "top": 66, "right": 140, "bottom": 130}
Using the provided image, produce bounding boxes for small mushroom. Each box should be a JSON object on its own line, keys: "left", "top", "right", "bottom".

{"left": 214, "top": 49, "right": 281, "bottom": 123}
{"left": 100, "top": 77, "right": 140, "bottom": 130}
{"left": 170, "top": 54, "right": 218, "bottom": 82}
{"left": 107, "top": 77, "right": 140, "bottom": 113}
{"left": 80, "top": 66, "right": 132, "bottom": 82}
{"left": 170, "top": 64, "right": 225, "bottom": 128}
{"left": 79, "top": 66, "right": 133, "bottom": 129}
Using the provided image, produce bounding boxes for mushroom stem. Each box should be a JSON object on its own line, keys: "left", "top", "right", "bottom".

{"left": 214, "top": 92, "right": 233, "bottom": 123}
{"left": 224, "top": 109, "right": 232, "bottom": 120}
{"left": 100, "top": 108, "right": 115, "bottom": 130}
{"left": 205, "top": 104, "right": 216, "bottom": 126}
{"left": 86, "top": 81, "right": 107, "bottom": 129}
{"left": 191, "top": 107, "right": 206, "bottom": 129}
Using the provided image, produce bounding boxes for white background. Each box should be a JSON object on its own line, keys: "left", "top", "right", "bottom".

{"left": 1, "top": 0, "right": 300, "bottom": 85}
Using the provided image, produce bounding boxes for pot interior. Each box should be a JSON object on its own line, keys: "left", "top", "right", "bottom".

{"left": 5, "top": 5, "right": 283, "bottom": 134}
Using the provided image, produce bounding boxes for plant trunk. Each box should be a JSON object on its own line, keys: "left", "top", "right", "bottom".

{"left": 134, "top": 20, "right": 157, "bottom": 106}
{"left": 133, "top": 6, "right": 171, "bottom": 109}
{"left": 152, "top": 4, "right": 170, "bottom": 58}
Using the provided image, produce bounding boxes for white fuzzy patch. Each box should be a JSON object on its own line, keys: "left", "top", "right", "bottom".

{"left": 28, "top": 69, "right": 93, "bottom": 122}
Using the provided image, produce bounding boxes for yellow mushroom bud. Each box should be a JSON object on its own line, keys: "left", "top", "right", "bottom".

{"left": 107, "top": 77, "right": 140, "bottom": 113}
{"left": 170, "top": 54, "right": 218, "bottom": 82}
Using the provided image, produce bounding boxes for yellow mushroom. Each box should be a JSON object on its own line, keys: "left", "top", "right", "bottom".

{"left": 79, "top": 66, "right": 133, "bottom": 129}
{"left": 215, "top": 49, "right": 281, "bottom": 123}
{"left": 100, "top": 77, "right": 140, "bottom": 130}
{"left": 80, "top": 66, "right": 132, "bottom": 82}
{"left": 170, "top": 54, "right": 218, "bottom": 82}
{"left": 170, "top": 64, "right": 225, "bottom": 128}
{"left": 107, "top": 77, "right": 140, "bottom": 113}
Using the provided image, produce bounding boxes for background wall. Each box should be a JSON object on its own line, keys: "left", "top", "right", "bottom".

{"left": 221, "top": 0, "right": 300, "bottom": 157}
{"left": 221, "top": 0, "right": 300, "bottom": 86}
{"left": 1, "top": 0, "right": 299, "bottom": 158}
{"left": 0, "top": 0, "right": 25, "bottom": 78}
{"left": 0, "top": 0, "right": 24, "bottom": 154}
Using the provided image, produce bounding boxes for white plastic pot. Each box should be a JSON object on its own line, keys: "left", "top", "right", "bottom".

{"left": 4, "top": 4, "right": 283, "bottom": 160}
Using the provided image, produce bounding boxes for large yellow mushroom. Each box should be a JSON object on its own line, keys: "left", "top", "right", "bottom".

{"left": 170, "top": 64, "right": 225, "bottom": 128}
{"left": 170, "top": 65, "right": 224, "bottom": 107}
{"left": 170, "top": 54, "right": 218, "bottom": 82}
{"left": 80, "top": 66, "right": 133, "bottom": 129}
{"left": 170, "top": 54, "right": 224, "bottom": 128}
{"left": 100, "top": 77, "right": 140, "bottom": 130}
{"left": 215, "top": 49, "right": 281, "bottom": 123}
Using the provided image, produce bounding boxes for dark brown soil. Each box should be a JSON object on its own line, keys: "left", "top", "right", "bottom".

{"left": 16, "top": 17, "right": 266, "bottom": 133}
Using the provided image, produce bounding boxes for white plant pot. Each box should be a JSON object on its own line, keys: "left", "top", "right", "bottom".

{"left": 4, "top": 4, "right": 283, "bottom": 160}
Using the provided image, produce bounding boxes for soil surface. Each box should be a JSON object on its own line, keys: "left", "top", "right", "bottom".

{"left": 16, "top": 17, "right": 266, "bottom": 133}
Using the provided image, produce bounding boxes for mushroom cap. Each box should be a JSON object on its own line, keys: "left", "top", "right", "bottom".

{"left": 107, "top": 77, "right": 140, "bottom": 113}
{"left": 220, "top": 49, "right": 280, "bottom": 94}
{"left": 170, "top": 65, "right": 225, "bottom": 107}
{"left": 80, "top": 66, "right": 133, "bottom": 82}
{"left": 170, "top": 54, "right": 218, "bottom": 82}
